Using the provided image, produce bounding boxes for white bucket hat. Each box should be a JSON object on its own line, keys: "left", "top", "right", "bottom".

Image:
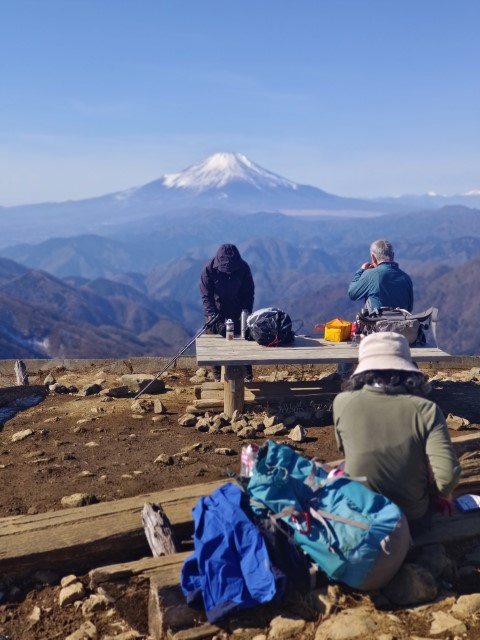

{"left": 353, "top": 332, "right": 419, "bottom": 376}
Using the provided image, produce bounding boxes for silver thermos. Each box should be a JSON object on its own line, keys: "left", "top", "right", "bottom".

{"left": 241, "top": 310, "right": 249, "bottom": 339}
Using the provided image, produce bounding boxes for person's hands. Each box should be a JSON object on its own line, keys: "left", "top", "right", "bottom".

{"left": 431, "top": 495, "right": 454, "bottom": 517}
{"left": 361, "top": 262, "right": 374, "bottom": 270}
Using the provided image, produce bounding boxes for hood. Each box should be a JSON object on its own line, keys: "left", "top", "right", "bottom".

{"left": 213, "top": 244, "right": 243, "bottom": 273}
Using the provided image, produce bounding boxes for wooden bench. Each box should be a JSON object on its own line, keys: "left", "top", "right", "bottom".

{"left": 196, "top": 334, "right": 453, "bottom": 416}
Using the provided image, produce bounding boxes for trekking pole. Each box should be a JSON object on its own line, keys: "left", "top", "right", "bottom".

{"left": 133, "top": 315, "right": 219, "bottom": 400}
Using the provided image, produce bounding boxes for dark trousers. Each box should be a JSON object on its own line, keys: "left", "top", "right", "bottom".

{"left": 212, "top": 364, "right": 252, "bottom": 380}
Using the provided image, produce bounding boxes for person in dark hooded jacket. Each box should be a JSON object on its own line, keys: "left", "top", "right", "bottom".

{"left": 200, "top": 244, "right": 255, "bottom": 381}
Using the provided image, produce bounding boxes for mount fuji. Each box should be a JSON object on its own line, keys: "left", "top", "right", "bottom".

{"left": 110, "top": 151, "right": 387, "bottom": 214}
{"left": 0, "top": 152, "right": 399, "bottom": 248}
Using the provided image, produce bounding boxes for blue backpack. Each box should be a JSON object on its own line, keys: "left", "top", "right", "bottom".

{"left": 247, "top": 441, "right": 410, "bottom": 590}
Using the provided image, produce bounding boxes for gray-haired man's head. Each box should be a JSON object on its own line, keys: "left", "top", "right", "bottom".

{"left": 370, "top": 239, "right": 394, "bottom": 263}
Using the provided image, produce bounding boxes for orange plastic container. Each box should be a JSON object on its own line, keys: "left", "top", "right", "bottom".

{"left": 316, "top": 318, "right": 352, "bottom": 342}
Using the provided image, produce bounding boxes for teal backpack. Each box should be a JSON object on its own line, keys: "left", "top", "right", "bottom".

{"left": 246, "top": 441, "right": 410, "bottom": 590}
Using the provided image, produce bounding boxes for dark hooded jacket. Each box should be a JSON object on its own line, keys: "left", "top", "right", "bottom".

{"left": 200, "top": 244, "right": 254, "bottom": 331}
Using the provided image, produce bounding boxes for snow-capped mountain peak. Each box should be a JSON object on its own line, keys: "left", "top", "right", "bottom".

{"left": 162, "top": 152, "right": 298, "bottom": 191}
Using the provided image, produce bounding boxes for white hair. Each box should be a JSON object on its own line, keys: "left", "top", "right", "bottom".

{"left": 370, "top": 239, "right": 394, "bottom": 262}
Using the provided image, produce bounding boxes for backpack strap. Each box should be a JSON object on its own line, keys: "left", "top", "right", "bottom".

{"left": 309, "top": 506, "right": 370, "bottom": 531}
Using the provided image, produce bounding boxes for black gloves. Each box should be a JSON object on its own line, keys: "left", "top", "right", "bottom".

{"left": 217, "top": 322, "right": 226, "bottom": 337}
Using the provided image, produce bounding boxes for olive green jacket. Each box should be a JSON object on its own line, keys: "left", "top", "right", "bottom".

{"left": 333, "top": 385, "right": 460, "bottom": 520}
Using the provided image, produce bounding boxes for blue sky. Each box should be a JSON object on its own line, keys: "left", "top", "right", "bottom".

{"left": 1, "top": 0, "right": 479, "bottom": 205}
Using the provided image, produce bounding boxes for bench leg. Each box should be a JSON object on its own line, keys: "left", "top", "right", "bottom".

{"left": 224, "top": 365, "right": 245, "bottom": 417}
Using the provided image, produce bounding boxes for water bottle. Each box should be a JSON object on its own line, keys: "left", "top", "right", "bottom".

{"left": 241, "top": 310, "right": 249, "bottom": 338}
{"left": 225, "top": 318, "right": 234, "bottom": 341}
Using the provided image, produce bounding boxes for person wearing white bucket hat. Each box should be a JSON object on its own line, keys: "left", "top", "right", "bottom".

{"left": 333, "top": 332, "right": 460, "bottom": 536}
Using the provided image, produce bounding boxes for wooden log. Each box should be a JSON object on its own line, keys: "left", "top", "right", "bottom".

{"left": 142, "top": 503, "right": 178, "bottom": 557}
{"left": 224, "top": 365, "right": 245, "bottom": 417}
{"left": 0, "top": 479, "right": 227, "bottom": 579}
{"left": 199, "top": 389, "right": 223, "bottom": 400}
{"left": 168, "top": 624, "right": 221, "bottom": 640}
{"left": 90, "top": 552, "right": 190, "bottom": 589}
{"left": 148, "top": 557, "right": 207, "bottom": 639}
{"left": 193, "top": 399, "right": 224, "bottom": 410}
{"left": 413, "top": 510, "right": 480, "bottom": 547}
{"left": 91, "top": 553, "right": 219, "bottom": 639}
{"left": 14, "top": 360, "right": 29, "bottom": 386}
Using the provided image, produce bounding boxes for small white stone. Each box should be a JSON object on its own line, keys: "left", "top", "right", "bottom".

{"left": 59, "top": 581, "right": 85, "bottom": 607}
{"left": 11, "top": 429, "right": 34, "bottom": 442}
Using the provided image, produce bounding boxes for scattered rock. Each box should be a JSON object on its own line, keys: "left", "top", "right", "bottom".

{"left": 78, "top": 383, "right": 102, "bottom": 397}
{"left": 43, "top": 373, "right": 56, "bottom": 385}
{"left": 65, "top": 620, "right": 97, "bottom": 640}
{"left": 100, "top": 386, "right": 130, "bottom": 398}
{"left": 288, "top": 424, "right": 307, "bottom": 442}
{"left": 11, "top": 429, "right": 34, "bottom": 442}
{"left": 269, "top": 615, "right": 306, "bottom": 640}
{"left": 429, "top": 610, "right": 467, "bottom": 636}
{"left": 121, "top": 374, "right": 165, "bottom": 394}
{"left": 190, "top": 375, "right": 206, "bottom": 384}
{"left": 383, "top": 563, "right": 438, "bottom": 606}
{"left": 59, "top": 581, "right": 85, "bottom": 607}
{"left": 61, "top": 574, "right": 79, "bottom": 588}
{"left": 214, "top": 447, "right": 237, "bottom": 456}
{"left": 27, "top": 604, "right": 41, "bottom": 628}
{"left": 130, "top": 398, "right": 153, "bottom": 414}
{"left": 450, "top": 593, "right": 480, "bottom": 618}
{"left": 81, "top": 593, "right": 110, "bottom": 616}
{"left": 264, "top": 424, "right": 288, "bottom": 437}
{"left": 263, "top": 415, "right": 280, "bottom": 429}
{"left": 315, "top": 607, "right": 378, "bottom": 639}
{"left": 154, "top": 399, "right": 168, "bottom": 414}
{"left": 154, "top": 454, "right": 174, "bottom": 465}
{"left": 446, "top": 413, "right": 470, "bottom": 430}
{"left": 61, "top": 493, "right": 98, "bottom": 508}
{"left": 178, "top": 413, "right": 198, "bottom": 427}
{"left": 237, "top": 426, "right": 257, "bottom": 439}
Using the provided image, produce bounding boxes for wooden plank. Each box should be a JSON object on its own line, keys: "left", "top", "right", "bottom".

{"left": 89, "top": 552, "right": 190, "bottom": 589}
{"left": 0, "top": 479, "right": 227, "bottom": 579}
{"left": 413, "top": 511, "right": 480, "bottom": 547}
{"left": 195, "top": 334, "right": 452, "bottom": 366}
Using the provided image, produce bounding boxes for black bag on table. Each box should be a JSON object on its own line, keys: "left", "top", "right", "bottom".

{"left": 245, "top": 307, "right": 295, "bottom": 347}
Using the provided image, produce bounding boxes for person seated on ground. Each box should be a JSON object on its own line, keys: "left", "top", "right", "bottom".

{"left": 348, "top": 238, "right": 414, "bottom": 313}
{"left": 333, "top": 332, "right": 460, "bottom": 536}
{"left": 199, "top": 243, "right": 254, "bottom": 382}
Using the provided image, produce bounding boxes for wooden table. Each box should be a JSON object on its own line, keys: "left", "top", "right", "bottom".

{"left": 196, "top": 334, "right": 452, "bottom": 416}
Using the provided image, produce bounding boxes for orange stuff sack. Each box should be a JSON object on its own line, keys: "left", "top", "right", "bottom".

{"left": 315, "top": 318, "right": 352, "bottom": 342}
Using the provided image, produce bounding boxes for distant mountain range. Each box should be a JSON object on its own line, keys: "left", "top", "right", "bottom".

{"left": 0, "top": 152, "right": 479, "bottom": 358}
{"left": 2, "top": 151, "right": 480, "bottom": 249}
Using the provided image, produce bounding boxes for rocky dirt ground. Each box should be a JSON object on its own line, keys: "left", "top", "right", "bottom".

{"left": 0, "top": 361, "right": 479, "bottom": 639}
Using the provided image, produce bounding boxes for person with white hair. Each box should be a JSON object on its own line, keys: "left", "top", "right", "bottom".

{"left": 333, "top": 332, "right": 460, "bottom": 536}
{"left": 348, "top": 239, "right": 413, "bottom": 312}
